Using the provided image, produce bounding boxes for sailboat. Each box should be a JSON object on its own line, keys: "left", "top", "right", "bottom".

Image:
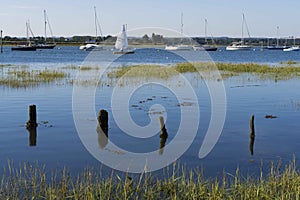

{"left": 79, "top": 6, "right": 104, "bottom": 51}
{"left": 36, "top": 10, "right": 56, "bottom": 49}
{"left": 193, "top": 19, "right": 217, "bottom": 51}
{"left": 165, "top": 13, "right": 193, "bottom": 51}
{"left": 226, "top": 14, "right": 252, "bottom": 51}
{"left": 112, "top": 24, "right": 135, "bottom": 54}
{"left": 267, "top": 26, "right": 290, "bottom": 50}
{"left": 283, "top": 37, "right": 300, "bottom": 51}
{"left": 11, "top": 21, "right": 37, "bottom": 51}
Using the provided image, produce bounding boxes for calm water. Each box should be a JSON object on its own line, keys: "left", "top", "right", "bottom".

{"left": 1, "top": 46, "right": 300, "bottom": 177}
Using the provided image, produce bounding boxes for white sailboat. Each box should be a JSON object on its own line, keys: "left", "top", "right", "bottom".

{"left": 165, "top": 13, "right": 193, "bottom": 51}
{"left": 226, "top": 14, "right": 252, "bottom": 51}
{"left": 79, "top": 6, "right": 104, "bottom": 51}
{"left": 112, "top": 24, "right": 135, "bottom": 54}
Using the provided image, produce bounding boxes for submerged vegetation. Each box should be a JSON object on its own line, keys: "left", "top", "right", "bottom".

{"left": 1, "top": 62, "right": 300, "bottom": 88}
{"left": 0, "top": 66, "right": 68, "bottom": 88}
{"left": 1, "top": 160, "right": 300, "bottom": 199}
{"left": 108, "top": 62, "right": 300, "bottom": 81}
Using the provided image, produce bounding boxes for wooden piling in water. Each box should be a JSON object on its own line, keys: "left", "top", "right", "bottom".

{"left": 26, "top": 105, "right": 38, "bottom": 129}
{"left": 250, "top": 115, "right": 255, "bottom": 155}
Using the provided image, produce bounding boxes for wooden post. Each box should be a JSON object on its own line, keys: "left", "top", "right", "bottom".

{"left": 158, "top": 116, "right": 168, "bottom": 155}
{"left": 250, "top": 115, "right": 255, "bottom": 155}
{"left": 26, "top": 105, "right": 38, "bottom": 129}
{"left": 97, "top": 109, "right": 108, "bottom": 148}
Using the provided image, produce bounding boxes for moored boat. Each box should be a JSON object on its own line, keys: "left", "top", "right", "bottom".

{"left": 112, "top": 24, "right": 135, "bottom": 54}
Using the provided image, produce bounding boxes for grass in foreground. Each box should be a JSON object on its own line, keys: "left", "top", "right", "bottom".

{"left": 1, "top": 160, "right": 300, "bottom": 199}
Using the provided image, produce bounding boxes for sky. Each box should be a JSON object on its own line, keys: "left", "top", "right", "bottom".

{"left": 1, "top": 0, "right": 300, "bottom": 38}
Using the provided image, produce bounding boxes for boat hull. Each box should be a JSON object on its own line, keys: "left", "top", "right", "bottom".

{"left": 226, "top": 46, "right": 252, "bottom": 51}
{"left": 165, "top": 45, "right": 193, "bottom": 51}
{"left": 112, "top": 50, "right": 135, "bottom": 54}
{"left": 36, "top": 44, "right": 56, "bottom": 49}
{"left": 11, "top": 46, "right": 37, "bottom": 51}
{"left": 266, "top": 46, "right": 290, "bottom": 50}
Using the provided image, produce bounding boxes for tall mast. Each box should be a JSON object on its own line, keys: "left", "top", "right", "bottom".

{"left": 94, "top": 6, "right": 98, "bottom": 40}
{"left": 44, "top": 10, "right": 47, "bottom": 42}
{"left": 241, "top": 13, "right": 244, "bottom": 44}
{"left": 180, "top": 12, "right": 183, "bottom": 35}
{"left": 26, "top": 21, "right": 30, "bottom": 45}
{"left": 205, "top": 18, "right": 208, "bottom": 43}
{"left": 276, "top": 26, "right": 279, "bottom": 47}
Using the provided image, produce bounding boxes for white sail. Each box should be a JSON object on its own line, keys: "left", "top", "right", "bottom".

{"left": 115, "top": 24, "right": 128, "bottom": 50}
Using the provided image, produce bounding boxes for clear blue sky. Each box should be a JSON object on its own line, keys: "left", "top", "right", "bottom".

{"left": 1, "top": 0, "right": 300, "bottom": 38}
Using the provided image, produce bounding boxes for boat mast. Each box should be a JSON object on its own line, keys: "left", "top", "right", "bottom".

{"left": 205, "top": 19, "right": 208, "bottom": 44}
{"left": 94, "top": 6, "right": 98, "bottom": 41}
{"left": 276, "top": 26, "right": 279, "bottom": 47}
{"left": 180, "top": 13, "right": 183, "bottom": 35}
{"left": 26, "top": 21, "right": 30, "bottom": 45}
{"left": 241, "top": 13, "right": 244, "bottom": 45}
{"left": 44, "top": 10, "right": 47, "bottom": 43}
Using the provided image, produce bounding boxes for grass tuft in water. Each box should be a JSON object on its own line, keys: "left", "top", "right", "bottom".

{"left": 0, "top": 68, "right": 68, "bottom": 88}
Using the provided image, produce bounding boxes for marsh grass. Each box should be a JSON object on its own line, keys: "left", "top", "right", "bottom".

{"left": 1, "top": 159, "right": 300, "bottom": 199}
{"left": 107, "top": 65, "right": 177, "bottom": 79}
{"left": 108, "top": 62, "right": 300, "bottom": 81}
{"left": 0, "top": 68, "right": 68, "bottom": 88}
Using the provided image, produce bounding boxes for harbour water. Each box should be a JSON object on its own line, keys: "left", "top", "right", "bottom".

{"left": 0, "top": 46, "right": 300, "bottom": 177}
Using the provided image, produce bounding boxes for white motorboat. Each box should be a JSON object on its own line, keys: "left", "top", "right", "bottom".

{"left": 79, "top": 6, "right": 104, "bottom": 51}
{"left": 165, "top": 13, "right": 192, "bottom": 51}
{"left": 283, "top": 46, "right": 300, "bottom": 51}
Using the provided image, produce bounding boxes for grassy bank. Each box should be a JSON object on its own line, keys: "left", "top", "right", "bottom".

{"left": 1, "top": 160, "right": 300, "bottom": 199}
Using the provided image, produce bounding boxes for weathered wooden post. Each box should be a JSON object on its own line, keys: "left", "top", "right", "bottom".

{"left": 158, "top": 116, "right": 168, "bottom": 155}
{"left": 250, "top": 115, "right": 255, "bottom": 155}
{"left": 97, "top": 109, "right": 108, "bottom": 148}
{"left": 26, "top": 105, "right": 38, "bottom": 146}
{"left": 26, "top": 105, "right": 38, "bottom": 128}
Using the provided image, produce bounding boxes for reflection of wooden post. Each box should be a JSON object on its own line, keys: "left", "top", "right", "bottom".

{"left": 28, "top": 127, "right": 37, "bottom": 146}
{"left": 26, "top": 105, "right": 38, "bottom": 129}
{"left": 159, "top": 116, "right": 168, "bottom": 155}
{"left": 97, "top": 109, "right": 108, "bottom": 148}
{"left": 250, "top": 115, "right": 255, "bottom": 155}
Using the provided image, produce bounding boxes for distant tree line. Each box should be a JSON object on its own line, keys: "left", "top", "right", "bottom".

{"left": 1, "top": 34, "right": 299, "bottom": 46}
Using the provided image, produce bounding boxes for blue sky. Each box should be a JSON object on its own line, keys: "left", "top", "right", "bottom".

{"left": 1, "top": 0, "right": 300, "bottom": 38}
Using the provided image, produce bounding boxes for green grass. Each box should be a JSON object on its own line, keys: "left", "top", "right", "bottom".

{"left": 1, "top": 159, "right": 300, "bottom": 199}
{"left": 107, "top": 65, "right": 178, "bottom": 79}
{"left": 108, "top": 62, "right": 300, "bottom": 81}
{"left": 0, "top": 68, "right": 68, "bottom": 88}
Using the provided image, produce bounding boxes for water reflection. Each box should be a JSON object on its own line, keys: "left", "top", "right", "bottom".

{"left": 249, "top": 115, "right": 255, "bottom": 156}
{"left": 97, "top": 125, "right": 108, "bottom": 149}
{"left": 27, "top": 127, "right": 37, "bottom": 146}
{"left": 97, "top": 109, "right": 109, "bottom": 149}
{"left": 158, "top": 116, "right": 168, "bottom": 155}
